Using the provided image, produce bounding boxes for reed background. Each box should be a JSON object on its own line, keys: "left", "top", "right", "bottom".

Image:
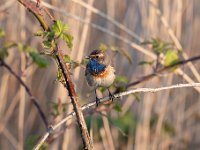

{"left": 0, "top": 0, "right": 200, "bottom": 149}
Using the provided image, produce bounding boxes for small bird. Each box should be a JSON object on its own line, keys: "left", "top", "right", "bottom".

{"left": 85, "top": 50, "right": 116, "bottom": 106}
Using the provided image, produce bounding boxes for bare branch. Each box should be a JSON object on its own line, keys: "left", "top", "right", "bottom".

{"left": 34, "top": 82, "right": 200, "bottom": 149}
{"left": 149, "top": 0, "right": 200, "bottom": 82}
{"left": 0, "top": 60, "right": 48, "bottom": 129}
{"left": 125, "top": 55, "right": 200, "bottom": 89}
{"left": 18, "top": 0, "right": 49, "bottom": 31}
{"left": 16, "top": 0, "right": 92, "bottom": 149}
{"left": 56, "top": 46, "right": 93, "bottom": 149}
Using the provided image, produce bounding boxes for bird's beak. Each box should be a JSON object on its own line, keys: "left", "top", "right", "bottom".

{"left": 85, "top": 56, "right": 90, "bottom": 59}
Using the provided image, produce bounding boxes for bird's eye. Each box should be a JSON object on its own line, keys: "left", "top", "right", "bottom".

{"left": 95, "top": 56, "right": 99, "bottom": 58}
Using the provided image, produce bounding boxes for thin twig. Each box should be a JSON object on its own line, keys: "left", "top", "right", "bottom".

{"left": 0, "top": 60, "right": 48, "bottom": 129}
{"left": 149, "top": 0, "right": 200, "bottom": 82}
{"left": 34, "top": 82, "right": 200, "bottom": 149}
{"left": 18, "top": 0, "right": 49, "bottom": 31}
{"left": 125, "top": 55, "right": 200, "bottom": 89}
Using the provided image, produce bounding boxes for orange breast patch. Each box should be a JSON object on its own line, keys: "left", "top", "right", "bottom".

{"left": 93, "top": 68, "right": 109, "bottom": 78}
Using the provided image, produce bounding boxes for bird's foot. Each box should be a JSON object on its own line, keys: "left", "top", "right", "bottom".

{"left": 96, "top": 97, "right": 100, "bottom": 107}
{"left": 108, "top": 91, "right": 115, "bottom": 102}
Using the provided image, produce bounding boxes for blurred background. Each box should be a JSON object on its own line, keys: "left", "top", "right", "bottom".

{"left": 0, "top": 0, "right": 200, "bottom": 149}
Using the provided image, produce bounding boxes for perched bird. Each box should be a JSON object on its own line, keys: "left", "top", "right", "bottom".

{"left": 85, "top": 50, "right": 116, "bottom": 106}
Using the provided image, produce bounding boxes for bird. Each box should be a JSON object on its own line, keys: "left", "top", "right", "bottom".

{"left": 85, "top": 50, "right": 116, "bottom": 106}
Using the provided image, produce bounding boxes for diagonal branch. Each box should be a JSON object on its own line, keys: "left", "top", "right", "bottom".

{"left": 17, "top": 0, "right": 92, "bottom": 149}
{"left": 125, "top": 55, "right": 200, "bottom": 89}
{"left": 18, "top": 0, "right": 49, "bottom": 31}
{"left": 149, "top": 0, "right": 200, "bottom": 82}
{"left": 0, "top": 60, "right": 48, "bottom": 129}
{"left": 34, "top": 82, "right": 200, "bottom": 149}
{"left": 56, "top": 46, "right": 93, "bottom": 149}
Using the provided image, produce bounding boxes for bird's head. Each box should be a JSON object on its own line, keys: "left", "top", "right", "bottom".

{"left": 86, "top": 50, "right": 105, "bottom": 63}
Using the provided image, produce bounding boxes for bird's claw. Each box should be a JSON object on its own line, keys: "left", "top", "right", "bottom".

{"left": 109, "top": 93, "right": 114, "bottom": 102}
{"left": 96, "top": 97, "right": 100, "bottom": 107}
{"left": 107, "top": 88, "right": 114, "bottom": 102}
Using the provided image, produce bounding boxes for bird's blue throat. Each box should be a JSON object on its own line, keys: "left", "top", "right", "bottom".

{"left": 87, "top": 59, "right": 106, "bottom": 75}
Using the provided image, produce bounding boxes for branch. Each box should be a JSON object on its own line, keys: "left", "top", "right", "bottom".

{"left": 125, "top": 55, "right": 200, "bottom": 89}
{"left": 16, "top": 0, "right": 92, "bottom": 149}
{"left": 18, "top": 0, "right": 49, "bottom": 31}
{"left": 56, "top": 46, "right": 93, "bottom": 149}
{"left": 34, "top": 82, "right": 200, "bottom": 149}
{"left": 0, "top": 60, "right": 48, "bottom": 129}
{"left": 149, "top": 0, "right": 200, "bottom": 82}
{"left": 16, "top": 1, "right": 200, "bottom": 149}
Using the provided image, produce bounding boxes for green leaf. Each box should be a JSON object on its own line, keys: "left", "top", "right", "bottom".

{"left": 0, "top": 42, "right": 17, "bottom": 59}
{"left": 52, "top": 20, "right": 63, "bottom": 37}
{"left": 112, "top": 112, "right": 137, "bottom": 135}
{"left": 154, "top": 39, "right": 172, "bottom": 54}
{"left": 98, "top": 86, "right": 107, "bottom": 93}
{"left": 47, "top": 31, "right": 55, "bottom": 41}
{"left": 115, "top": 76, "right": 128, "bottom": 85}
{"left": 62, "top": 33, "right": 73, "bottom": 48}
{"left": 162, "top": 122, "right": 176, "bottom": 136}
{"left": 42, "top": 41, "right": 52, "bottom": 49}
{"left": 26, "top": 46, "right": 37, "bottom": 53}
{"left": 34, "top": 30, "right": 45, "bottom": 37}
{"left": 49, "top": 101, "right": 67, "bottom": 117}
{"left": 0, "top": 29, "right": 5, "bottom": 38}
{"left": 110, "top": 46, "right": 119, "bottom": 52}
{"left": 113, "top": 104, "right": 122, "bottom": 112}
{"left": 52, "top": 20, "right": 69, "bottom": 38}
{"left": 56, "top": 68, "right": 63, "bottom": 81}
{"left": 0, "top": 42, "right": 17, "bottom": 60}
{"left": 132, "top": 93, "right": 141, "bottom": 102}
{"left": 26, "top": 135, "right": 39, "bottom": 150}
{"left": 63, "top": 55, "right": 79, "bottom": 68}
{"left": 114, "top": 76, "right": 128, "bottom": 92}
{"left": 150, "top": 114, "right": 175, "bottom": 136}
{"left": 17, "top": 43, "right": 25, "bottom": 52}
{"left": 0, "top": 48, "right": 8, "bottom": 59}
{"left": 17, "top": 43, "right": 33, "bottom": 52}
{"left": 29, "top": 51, "right": 49, "bottom": 68}
{"left": 63, "top": 55, "right": 71, "bottom": 63}
{"left": 4, "top": 42, "right": 17, "bottom": 49}
{"left": 85, "top": 115, "right": 103, "bottom": 132}
{"left": 99, "top": 43, "right": 108, "bottom": 51}
{"left": 144, "top": 38, "right": 173, "bottom": 55}
{"left": 26, "top": 135, "right": 47, "bottom": 150}
{"left": 71, "top": 61, "right": 79, "bottom": 69}
{"left": 117, "top": 86, "right": 126, "bottom": 92}
{"left": 81, "top": 58, "right": 89, "bottom": 66}
{"left": 164, "top": 49, "right": 179, "bottom": 66}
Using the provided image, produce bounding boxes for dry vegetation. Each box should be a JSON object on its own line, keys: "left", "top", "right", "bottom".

{"left": 0, "top": 0, "right": 200, "bottom": 150}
